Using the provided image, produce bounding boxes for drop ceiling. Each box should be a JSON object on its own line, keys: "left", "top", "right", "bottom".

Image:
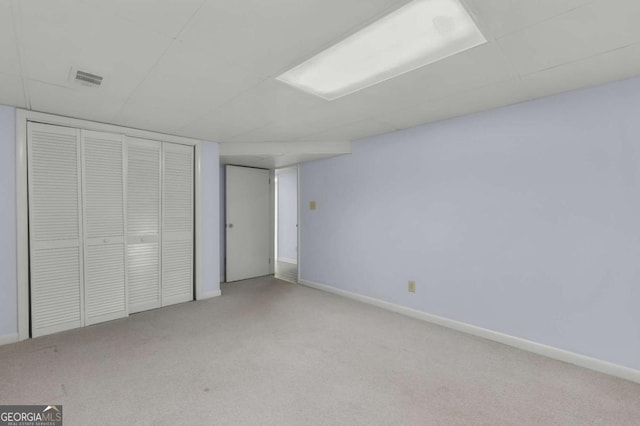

{"left": 1, "top": 0, "right": 640, "bottom": 167}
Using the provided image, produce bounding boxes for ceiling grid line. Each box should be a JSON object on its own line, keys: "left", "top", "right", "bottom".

{"left": 176, "top": 76, "right": 273, "bottom": 133}
{"left": 494, "top": 1, "right": 599, "bottom": 41}
{"left": 519, "top": 41, "right": 640, "bottom": 79}
{"left": 109, "top": 41, "right": 174, "bottom": 123}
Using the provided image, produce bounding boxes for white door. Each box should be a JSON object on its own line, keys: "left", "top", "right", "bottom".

{"left": 226, "top": 165, "right": 271, "bottom": 282}
{"left": 81, "top": 130, "right": 128, "bottom": 325}
{"left": 126, "top": 137, "right": 162, "bottom": 313}
{"left": 28, "top": 123, "right": 85, "bottom": 337}
{"left": 162, "top": 143, "right": 194, "bottom": 306}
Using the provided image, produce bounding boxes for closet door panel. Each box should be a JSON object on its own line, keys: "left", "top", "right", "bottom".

{"left": 85, "top": 244, "right": 126, "bottom": 319}
{"left": 28, "top": 123, "right": 84, "bottom": 337}
{"left": 127, "top": 242, "right": 160, "bottom": 312}
{"left": 162, "top": 240, "right": 193, "bottom": 302}
{"left": 126, "top": 138, "right": 161, "bottom": 313}
{"left": 81, "top": 130, "right": 127, "bottom": 326}
{"left": 162, "top": 143, "right": 194, "bottom": 306}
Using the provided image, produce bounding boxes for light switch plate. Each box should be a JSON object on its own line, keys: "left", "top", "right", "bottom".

{"left": 310, "top": 201, "right": 317, "bottom": 210}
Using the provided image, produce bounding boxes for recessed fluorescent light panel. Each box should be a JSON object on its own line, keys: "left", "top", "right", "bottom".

{"left": 277, "top": 0, "right": 486, "bottom": 100}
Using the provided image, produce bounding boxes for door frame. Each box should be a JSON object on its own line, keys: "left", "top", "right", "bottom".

{"left": 16, "top": 109, "right": 205, "bottom": 341}
{"left": 297, "top": 164, "right": 301, "bottom": 283}
{"left": 274, "top": 165, "right": 300, "bottom": 282}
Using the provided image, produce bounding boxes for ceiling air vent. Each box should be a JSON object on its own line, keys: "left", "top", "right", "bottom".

{"left": 74, "top": 70, "right": 103, "bottom": 87}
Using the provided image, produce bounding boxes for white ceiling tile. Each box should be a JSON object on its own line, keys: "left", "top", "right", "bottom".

{"left": 355, "top": 42, "right": 518, "bottom": 112}
{"left": 150, "top": 40, "right": 264, "bottom": 90}
{"left": 0, "top": 73, "right": 26, "bottom": 108}
{"left": 381, "top": 78, "right": 529, "bottom": 129}
{"left": 0, "top": 0, "right": 21, "bottom": 76}
{"left": 521, "top": 43, "right": 640, "bottom": 100}
{"left": 139, "top": 41, "right": 272, "bottom": 114}
{"left": 465, "top": 0, "right": 592, "bottom": 39}
{"left": 179, "top": 0, "right": 408, "bottom": 78}
{"left": 227, "top": 126, "right": 300, "bottom": 143}
{"left": 228, "top": 124, "right": 310, "bottom": 143}
{"left": 232, "top": 107, "right": 369, "bottom": 143}
{"left": 78, "top": 0, "right": 205, "bottom": 39}
{"left": 113, "top": 97, "right": 207, "bottom": 135}
{"left": 19, "top": 0, "right": 171, "bottom": 99}
{"left": 179, "top": 119, "right": 241, "bottom": 143}
{"left": 181, "top": 79, "right": 327, "bottom": 142}
{"left": 124, "top": 70, "right": 237, "bottom": 113}
{"left": 117, "top": 64, "right": 269, "bottom": 134}
{"left": 297, "top": 118, "right": 396, "bottom": 142}
{"left": 227, "top": 94, "right": 370, "bottom": 142}
{"left": 498, "top": 0, "right": 640, "bottom": 76}
{"left": 29, "top": 79, "right": 125, "bottom": 122}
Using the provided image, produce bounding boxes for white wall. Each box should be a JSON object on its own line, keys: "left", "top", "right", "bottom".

{"left": 277, "top": 168, "right": 298, "bottom": 262}
{"left": 199, "top": 141, "right": 220, "bottom": 297}
{"left": 0, "top": 105, "right": 17, "bottom": 340}
{"left": 300, "top": 76, "right": 640, "bottom": 371}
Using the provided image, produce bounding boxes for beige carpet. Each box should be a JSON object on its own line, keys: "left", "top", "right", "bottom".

{"left": 1, "top": 276, "right": 639, "bottom": 425}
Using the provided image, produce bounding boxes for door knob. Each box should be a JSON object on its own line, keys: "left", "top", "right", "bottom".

{"left": 228, "top": 223, "right": 234, "bottom": 228}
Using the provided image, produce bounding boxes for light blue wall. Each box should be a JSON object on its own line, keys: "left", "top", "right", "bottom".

{"left": 200, "top": 141, "right": 221, "bottom": 296}
{"left": 0, "top": 105, "right": 17, "bottom": 339}
{"left": 277, "top": 168, "right": 298, "bottom": 262}
{"left": 300, "top": 76, "right": 640, "bottom": 370}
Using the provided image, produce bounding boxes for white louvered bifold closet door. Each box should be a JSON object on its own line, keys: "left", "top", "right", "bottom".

{"left": 162, "top": 143, "right": 194, "bottom": 306}
{"left": 126, "top": 138, "right": 161, "bottom": 313}
{"left": 28, "top": 123, "right": 84, "bottom": 337}
{"left": 81, "top": 130, "right": 128, "bottom": 326}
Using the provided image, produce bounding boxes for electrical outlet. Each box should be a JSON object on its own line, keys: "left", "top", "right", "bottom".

{"left": 408, "top": 280, "right": 416, "bottom": 293}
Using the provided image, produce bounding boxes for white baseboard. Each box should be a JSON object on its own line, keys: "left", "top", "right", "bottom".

{"left": 199, "top": 289, "right": 222, "bottom": 300}
{"left": 277, "top": 257, "right": 297, "bottom": 264}
{"left": 0, "top": 333, "right": 18, "bottom": 347}
{"left": 299, "top": 279, "right": 640, "bottom": 384}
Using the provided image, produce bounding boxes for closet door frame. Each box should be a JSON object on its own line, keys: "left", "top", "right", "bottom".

{"left": 16, "top": 109, "right": 205, "bottom": 342}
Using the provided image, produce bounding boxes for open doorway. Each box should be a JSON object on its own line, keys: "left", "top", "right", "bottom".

{"left": 275, "top": 166, "right": 298, "bottom": 283}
